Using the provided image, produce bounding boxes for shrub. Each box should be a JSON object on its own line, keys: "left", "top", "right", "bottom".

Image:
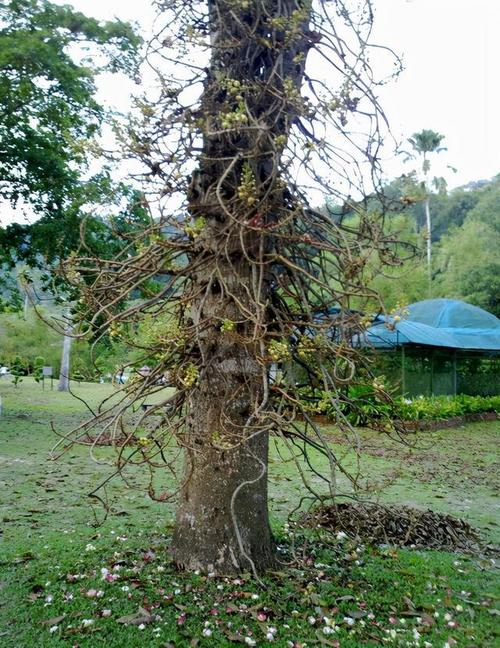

{"left": 397, "top": 394, "right": 500, "bottom": 421}
{"left": 299, "top": 389, "right": 499, "bottom": 424}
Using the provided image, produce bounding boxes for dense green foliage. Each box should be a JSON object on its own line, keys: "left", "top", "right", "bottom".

{"left": 432, "top": 177, "right": 500, "bottom": 315}
{"left": 0, "top": 0, "right": 139, "bottom": 216}
{"left": 397, "top": 394, "right": 500, "bottom": 421}
{"left": 0, "top": 0, "right": 145, "bottom": 305}
{"left": 368, "top": 174, "right": 500, "bottom": 315}
{"left": 301, "top": 386, "right": 499, "bottom": 425}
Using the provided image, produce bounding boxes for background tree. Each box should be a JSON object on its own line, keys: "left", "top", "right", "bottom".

{"left": 433, "top": 179, "right": 500, "bottom": 316}
{"left": 0, "top": 0, "right": 139, "bottom": 216}
{"left": 408, "top": 129, "right": 446, "bottom": 280}
{"left": 58, "top": 0, "right": 403, "bottom": 575}
{"left": 0, "top": 0, "right": 143, "bottom": 309}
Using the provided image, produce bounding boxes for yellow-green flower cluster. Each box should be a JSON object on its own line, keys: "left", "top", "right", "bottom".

{"left": 268, "top": 340, "right": 291, "bottom": 362}
{"left": 220, "top": 102, "right": 248, "bottom": 129}
{"left": 184, "top": 216, "right": 206, "bottom": 238}
{"left": 180, "top": 362, "right": 199, "bottom": 388}
{"left": 297, "top": 336, "right": 316, "bottom": 360}
{"left": 237, "top": 162, "right": 257, "bottom": 206}
{"left": 109, "top": 322, "right": 123, "bottom": 339}
{"left": 220, "top": 319, "right": 236, "bottom": 332}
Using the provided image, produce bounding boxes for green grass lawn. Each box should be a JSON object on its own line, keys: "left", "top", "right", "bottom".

{"left": 0, "top": 378, "right": 498, "bottom": 647}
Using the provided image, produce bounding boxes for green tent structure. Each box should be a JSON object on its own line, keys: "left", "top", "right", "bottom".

{"left": 364, "top": 299, "right": 500, "bottom": 396}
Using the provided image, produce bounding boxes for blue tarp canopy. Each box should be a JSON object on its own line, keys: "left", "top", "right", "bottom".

{"left": 365, "top": 299, "right": 500, "bottom": 353}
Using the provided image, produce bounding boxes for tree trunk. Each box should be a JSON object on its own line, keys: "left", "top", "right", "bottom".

{"left": 424, "top": 195, "right": 432, "bottom": 281}
{"left": 171, "top": 258, "right": 275, "bottom": 573}
{"left": 172, "top": 384, "right": 274, "bottom": 573}
{"left": 58, "top": 327, "right": 72, "bottom": 392}
{"left": 170, "top": 0, "right": 314, "bottom": 573}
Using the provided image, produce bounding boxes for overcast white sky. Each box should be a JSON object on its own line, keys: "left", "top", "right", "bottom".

{"left": 2, "top": 0, "right": 499, "bottom": 225}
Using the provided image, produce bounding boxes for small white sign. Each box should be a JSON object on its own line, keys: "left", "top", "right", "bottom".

{"left": 42, "top": 366, "right": 53, "bottom": 377}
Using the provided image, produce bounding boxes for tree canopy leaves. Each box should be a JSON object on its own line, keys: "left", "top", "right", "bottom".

{"left": 0, "top": 0, "right": 140, "bottom": 216}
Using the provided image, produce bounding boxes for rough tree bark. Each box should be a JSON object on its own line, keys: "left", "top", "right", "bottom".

{"left": 171, "top": 261, "right": 274, "bottom": 573}
{"left": 171, "top": 0, "right": 314, "bottom": 573}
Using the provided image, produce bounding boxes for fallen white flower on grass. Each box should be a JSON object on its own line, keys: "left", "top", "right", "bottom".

{"left": 49, "top": 626, "right": 58, "bottom": 634}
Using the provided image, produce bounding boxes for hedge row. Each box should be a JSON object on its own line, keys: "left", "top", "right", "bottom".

{"left": 299, "top": 387, "right": 499, "bottom": 425}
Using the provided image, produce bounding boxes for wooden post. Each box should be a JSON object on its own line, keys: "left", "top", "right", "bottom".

{"left": 429, "top": 349, "right": 434, "bottom": 396}
{"left": 453, "top": 351, "right": 457, "bottom": 396}
{"left": 401, "top": 346, "right": 406, "bottom": 395}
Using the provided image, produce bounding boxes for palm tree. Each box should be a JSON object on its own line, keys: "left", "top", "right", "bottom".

{"left": 408, "top": 129, "right": 446, "bottom": 280}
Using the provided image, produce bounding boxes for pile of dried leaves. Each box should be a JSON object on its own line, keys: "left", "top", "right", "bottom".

{"left": 301, "top": 502, "right": 489, "bottom": 553}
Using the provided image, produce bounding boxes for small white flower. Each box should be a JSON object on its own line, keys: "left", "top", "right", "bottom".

{"left": 251, "top": 593, "right": 259, "bottom": 600}
{"left": 444, "top": 613, "right": 452, "bottom": 622}
{"left": 244, "top": 638, "right": 256, "bottom": 646}
{"left": 85, "top": 544, "right": 96, "bottom": 552}
{"left": 121, "top": 585, "right": 130, "bottom": 592}
{"left": 344, "top": 616, "right": 355, "bottom": 626}
{"left": 202, "top": 628, "right": 212, "bottom": 637}
{"left": 323, "top": 626, "right": 333, "bottom": 635}
{"left": 308, "top": 616, "right": 316, "bottom": 625}
{"left": 102, "top": 609, "right": 112, "bottom": 617}
{"left": 82, "top": 619, "right": 94, "bottom": 627}
{"left": 266, "top": 632, "right": 274, "bottom": 641}
{"left": 455, "top": 604, "right": 463, "bottom": 612}
{"left": 138, "top": 623, "right": 146, "bottom": 630}
{"left": 336, "top": 531, "right": 347, "bottom": 540}
{"left": 49, "top": 625, "right": 58, "bottom": 634}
